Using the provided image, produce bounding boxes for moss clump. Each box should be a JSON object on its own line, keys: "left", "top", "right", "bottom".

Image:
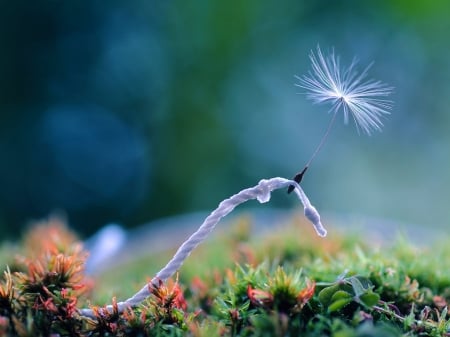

{"left": 0, "top": 215, "right": 449, "bottom": 336}
{"left": 0, "top": 217, "right": 91, "bottom": 336}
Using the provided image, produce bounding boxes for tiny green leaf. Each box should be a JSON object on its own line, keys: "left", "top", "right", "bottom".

{"left": 328, "top": 298, "right": 353, "bottom": 312}
{"left": 327, "top": 290, "right": 353, "bottom": 312}
{"left": 359, "top": 292, "right": 380, "bottom": 308}
{"left": 318, "top": 284, "right": 341, "bottom": 306}
{"left": 331, "top": 290, "right": 353, "bottom": 302}
{"left": 349, "top": 276, "right": 369, "bottom": 298}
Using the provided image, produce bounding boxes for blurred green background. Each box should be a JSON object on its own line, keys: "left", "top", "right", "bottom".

{"left": 1, "top": 0, "right": 449, "bottom": 238}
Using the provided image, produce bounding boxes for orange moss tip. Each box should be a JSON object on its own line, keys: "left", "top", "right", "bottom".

{"left": 34, "top": 295, "right": 58, "bottom": 313}
{"left": 88, "top": 299, "right": 121, "bottom": 334}
{"left": 148, "top": 278, "right": 188, "bottom": 311}
{"left": 296, "top": 279, "right": 315, "bottom": 309}
{"left": 433, "top": 295, "right": 448, "bottom": 310}
{"left": 247, "top": 278, "right": 316, "bottom": 311}
{"left": 23, "top": 215, "right": 80, "bottom": 256}
{"left": 247, "top": 285, "right": 274, "bottom": 308}
{"left": 225, "top": 268, "right": 236, "bottom": 285}
{"left": 0, "top": 267, "right": 14, "bottom": 302}
{"left": 190, "top": 276, "right": 209, "bottom": 298}
{"left": 93, "top": 296, "right": 119, "bottom": 319}
{"left": 14, "top": 216, "right": 93, "bottom": 301}
{"left": 234, "top": 243, "right": 258, "bottom": 266}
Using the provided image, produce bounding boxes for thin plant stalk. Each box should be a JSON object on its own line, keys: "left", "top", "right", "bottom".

{"left": 78, "top": 177, "right": 326, "bottom": 318}
{"left": 288, "top": 110, "right": 338, "bottom": 193}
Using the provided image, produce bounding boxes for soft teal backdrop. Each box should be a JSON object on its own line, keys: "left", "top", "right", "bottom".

{"left": 0, "top": 1, "right": 449, "bottom": 237}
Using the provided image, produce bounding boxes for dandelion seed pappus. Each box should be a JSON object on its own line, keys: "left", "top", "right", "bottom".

{"left": 287, "top": 45, "right": 393, "bottom": 193}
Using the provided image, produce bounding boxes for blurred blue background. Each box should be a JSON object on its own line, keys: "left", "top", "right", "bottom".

{"left": 1, "top": 0, "right": 449, "bottom": 238}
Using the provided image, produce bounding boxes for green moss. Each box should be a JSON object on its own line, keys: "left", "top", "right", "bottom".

{"left": 1, "top": 215, "right": 450, "bottom": 336}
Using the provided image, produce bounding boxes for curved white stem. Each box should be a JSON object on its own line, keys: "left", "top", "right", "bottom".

{"left": 78, "top": 177, "right": 326, "bottom": 318}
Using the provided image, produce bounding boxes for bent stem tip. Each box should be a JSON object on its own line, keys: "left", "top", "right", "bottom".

{"left": 78, "top": 176, "right": 327, "bottom": 318}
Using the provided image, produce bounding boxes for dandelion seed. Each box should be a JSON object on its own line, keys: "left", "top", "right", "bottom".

{"left": 288, "top": 46, "right": 393, "bottom": 193}
{"left": 297, "top": 46, "right": 393, "bottom": 135}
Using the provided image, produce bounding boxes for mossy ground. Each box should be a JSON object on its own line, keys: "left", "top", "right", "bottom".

{"left": 0, "top": 215, "right": 449, "bottom": 336}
